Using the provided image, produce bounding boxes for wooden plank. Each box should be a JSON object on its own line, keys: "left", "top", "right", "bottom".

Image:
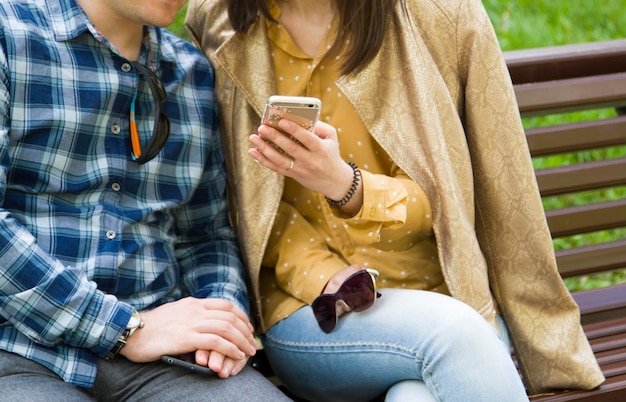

{"left": 529, "top": 376, "right": 626, "bottom": 402}
{"left": 556, "top": 240, "right": 626, "bottom": 278}
{"left": 588, "top": 334, "right": 626, "bottom": 355}
{"left": 526, "top": 116, "right": 626, "bottom": 157}
{"left": 573, "top": 284, "right": 626, "bottom": 323}
{"left": 514, "top": 72, "right": 626, "bottom": 116}
{"left": 584, "top": 317, "right": 626, "bottom": 340}
{"left": 505, "top": 39, "right": 626, "bottom": 84}
{"left": 594, "top": 348, "right": 626, "bottom": 367}
{"left": 535, "top": 157, "right": 626, "bottom": 196}
{"left": 545, "top": 199, "right": 626, "bottom": 238}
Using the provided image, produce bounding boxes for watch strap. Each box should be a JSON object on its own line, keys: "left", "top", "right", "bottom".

{"left": 105, "top": 310, "right": 143, "bottom": 360}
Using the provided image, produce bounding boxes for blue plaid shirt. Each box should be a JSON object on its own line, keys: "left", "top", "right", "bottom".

{"left": 0, "top": 0, "right": 247, "bottom": 387}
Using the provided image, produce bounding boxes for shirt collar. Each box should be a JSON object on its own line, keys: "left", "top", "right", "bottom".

{"left": 45, "top": 0, "right": 91, "bottom": 41}
{"left": 45, "top": 0, "right": 177, "bottom": 67}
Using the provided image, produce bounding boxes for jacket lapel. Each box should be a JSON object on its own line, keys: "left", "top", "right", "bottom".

{"left": 213, "top": 20, "right": 275, "bottom": 117}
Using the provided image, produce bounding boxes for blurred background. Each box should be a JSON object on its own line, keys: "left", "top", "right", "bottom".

{"left": 166, "top": 1, "right": 626, "bottom": 292}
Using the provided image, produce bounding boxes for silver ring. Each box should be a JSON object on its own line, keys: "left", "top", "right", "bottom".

{"left": 286, "top": 157, "right": 294, "bottom": 171}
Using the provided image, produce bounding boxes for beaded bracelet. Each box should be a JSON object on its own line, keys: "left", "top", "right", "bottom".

{"left": 325, "top": 161, "right": 361, "bottom": 208}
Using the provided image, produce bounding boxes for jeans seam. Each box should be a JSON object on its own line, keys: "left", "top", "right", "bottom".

{"left": 265, "top": 332, "right": 431, "bottom": 373}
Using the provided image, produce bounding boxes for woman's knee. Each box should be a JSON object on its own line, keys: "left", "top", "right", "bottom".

{"left": 385, "top": 380, "right": 437, "bottom": 402}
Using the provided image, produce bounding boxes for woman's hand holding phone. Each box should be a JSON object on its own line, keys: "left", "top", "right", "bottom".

{"left": 250, "top": 97, "right": 361, "bottom": 210}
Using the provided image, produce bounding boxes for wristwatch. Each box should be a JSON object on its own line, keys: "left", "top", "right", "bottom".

{"left": 105, "top": 310, "right": 144, "bottom": 360}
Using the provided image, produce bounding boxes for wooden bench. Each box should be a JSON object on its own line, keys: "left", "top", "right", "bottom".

{"left": 504, "top": 38, "right": 626, "bottom": 401}
{"left": 252, "top": 39, "right": 626, "bottom": 401}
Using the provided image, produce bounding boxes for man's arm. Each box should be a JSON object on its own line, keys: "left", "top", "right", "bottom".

{"left": 172, "top": 81, "right": 248, "bottom": 313}
{"left": 0, "top": 40, "right": 133, "bottom": 358}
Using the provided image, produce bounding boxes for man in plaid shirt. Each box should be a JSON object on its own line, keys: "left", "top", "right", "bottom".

{"left": 0, "top": 0, "right": 288, "bottom": 400}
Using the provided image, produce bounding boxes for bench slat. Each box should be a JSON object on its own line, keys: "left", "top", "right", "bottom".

{"left": 506, "top": 39, "right": 626, "bottom": 84}
{"left": 573, "top": 283, "right": 626, "bottom": 324}
{"left": 589, "top": 334, "right": 626, "bottom": 355}
{"left": 526, "top": 116, "right": 626, "bottom": 157}
{"left": 535, "top": 157, "right": 626, "bottom": 196}
{"left": 545, "top": 199, "right": 626, "bottom": 238}
{"left": 584, "top": 317, "right": 626, "bottom": 340}
{"left": 602, "top": 355, "right": 626, "bottom": 377}
{"left": 529, "top": 371, "right": 626, "bottom": 401}
{"left": 514, "top": 72, "right": 626, "bottom": 116}
{"left": 556, "top": 240, "right": 626, "bottom": 278}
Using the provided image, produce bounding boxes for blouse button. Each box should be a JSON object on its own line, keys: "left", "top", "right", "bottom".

{"left": 121, "top": 63, "right": 132, "bottom": 73}
{"left": 111, "top": 183, "right": 121, "bottom": 192}
{"left": 106, "top": 230, "right": 116, "bottom": 240}
{"left": 111, "top": 124, "right": 121, "bottom": 135}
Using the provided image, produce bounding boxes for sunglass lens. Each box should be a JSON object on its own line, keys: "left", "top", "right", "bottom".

{"left": 338, "top": 271, "right": 375, "bottom": 312}
{"left": 141, "top": 114, "right": 170, "bottom": 163}
{"left": 312, "top": 295, "right": 338, "bottom": 333}
{"left": 149, "top": 73, "right": 167, "bottom": 102}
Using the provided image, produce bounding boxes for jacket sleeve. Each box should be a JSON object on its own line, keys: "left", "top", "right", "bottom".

{"left": 455, "top": 0, "right": 604, "bottom": 393}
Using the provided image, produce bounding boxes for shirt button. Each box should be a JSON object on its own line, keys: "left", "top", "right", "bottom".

{"left": 106, "top": 230, "right": 116, "bottom": 240}
{"left": 369, "top": 208, "right": 376, "bottom": 217}
{"left": 345, "top": 247, "right": 354, "bottom": 255}
{"left": 111, "top": 183, "right": 121, "bottom": 191}
{"left": 111, "top": 124, "right": 121, "bottom": 135}
{"left": 121, "top": 63, "right": 132, "bottom": 72}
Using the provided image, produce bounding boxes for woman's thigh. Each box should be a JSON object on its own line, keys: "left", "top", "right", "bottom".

{"left": 263, "top": 289, "right": 527, "bottom": 402}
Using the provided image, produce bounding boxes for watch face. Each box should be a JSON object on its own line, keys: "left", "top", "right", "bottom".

{"left": 128, "top": 311, "right": 142, "bottom": 329}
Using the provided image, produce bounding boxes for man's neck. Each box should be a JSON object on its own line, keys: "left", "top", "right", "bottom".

{"left": 76, "top": 0, "right": 144, "bottom": 61}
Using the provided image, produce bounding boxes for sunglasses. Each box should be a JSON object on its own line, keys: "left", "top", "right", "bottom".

{"left": 130, "top": 62, "right": 171, "bottom": 164}
{"left": 311, "top": 269, "right": 381, "bottom": 333}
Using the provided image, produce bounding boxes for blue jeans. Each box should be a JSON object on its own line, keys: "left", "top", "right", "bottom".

{"left": 262, "top": 289, "right": 529, "bottom": 402}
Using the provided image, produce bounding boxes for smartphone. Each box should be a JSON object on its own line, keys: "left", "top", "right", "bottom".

{"left": 262, "top": 95, "right": 322, "bottom": 131}
{"left": 160, "top": 353, "right": 215, "bottom": 375}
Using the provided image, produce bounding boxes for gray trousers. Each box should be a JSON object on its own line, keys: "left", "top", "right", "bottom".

{"left": 0, "top": 350, "right": 291, "bottom": 402}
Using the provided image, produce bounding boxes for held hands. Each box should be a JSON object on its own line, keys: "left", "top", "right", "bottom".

{"left": 249, "top": 120, "right": 356, "bottom": 203}
{"left": 120, "top": 297, "right": 257, "bottom": 378}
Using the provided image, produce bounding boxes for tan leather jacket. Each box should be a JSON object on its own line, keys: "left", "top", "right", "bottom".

{"left": 186, "top": 0, "right": 604, "bottom": 394}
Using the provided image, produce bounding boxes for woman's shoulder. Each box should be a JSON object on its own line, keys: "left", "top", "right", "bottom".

{"left": 398, "top": 0, "right": 489, "bottom": 51}
{"left": 185, "top": 0, "right": 234, "bottom": 52}
{"left": 401, "top": 0, "right": 483, "bottom": 23}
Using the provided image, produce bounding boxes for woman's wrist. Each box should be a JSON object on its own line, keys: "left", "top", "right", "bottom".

{"left": 325, "top": 161, "right": 361, "bottom": 208}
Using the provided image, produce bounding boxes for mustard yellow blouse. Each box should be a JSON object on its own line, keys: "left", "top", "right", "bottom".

{"left": 260, "top": 1, "right": 449, "bottom": 328}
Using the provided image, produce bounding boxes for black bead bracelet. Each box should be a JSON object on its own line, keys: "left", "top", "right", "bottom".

{"left": 325, "top": 161, "right": 361, "bottom": 207}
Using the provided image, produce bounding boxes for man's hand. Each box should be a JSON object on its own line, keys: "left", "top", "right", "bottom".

{"left": 194, "top": 349, "right": 249, "bottom": 378}
{"left": 120, "top": 297, "right": 257, "bottom": 374}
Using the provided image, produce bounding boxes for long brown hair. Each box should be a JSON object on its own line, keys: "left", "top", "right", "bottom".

{"left": 227, "top": 0, "right": 399, "bottom": 75}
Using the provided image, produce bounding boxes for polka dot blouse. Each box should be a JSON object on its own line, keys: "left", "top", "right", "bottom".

{"left": 260, "top": 0, "right": 449, "bottom": 328}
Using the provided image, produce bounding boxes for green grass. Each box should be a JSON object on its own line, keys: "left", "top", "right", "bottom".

{"left": 484, "top": 0, "right": 626, "bottom": 50}
{"left": 166, "top": 1, "right": 626, "bottom": 291}
{"left": 167, "top": 4, "right": 189, "bottom": 41}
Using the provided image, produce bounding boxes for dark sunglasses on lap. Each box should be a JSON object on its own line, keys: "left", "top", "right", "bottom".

{"left": 312, "top": 268, "right": 381, "bottom": 333}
